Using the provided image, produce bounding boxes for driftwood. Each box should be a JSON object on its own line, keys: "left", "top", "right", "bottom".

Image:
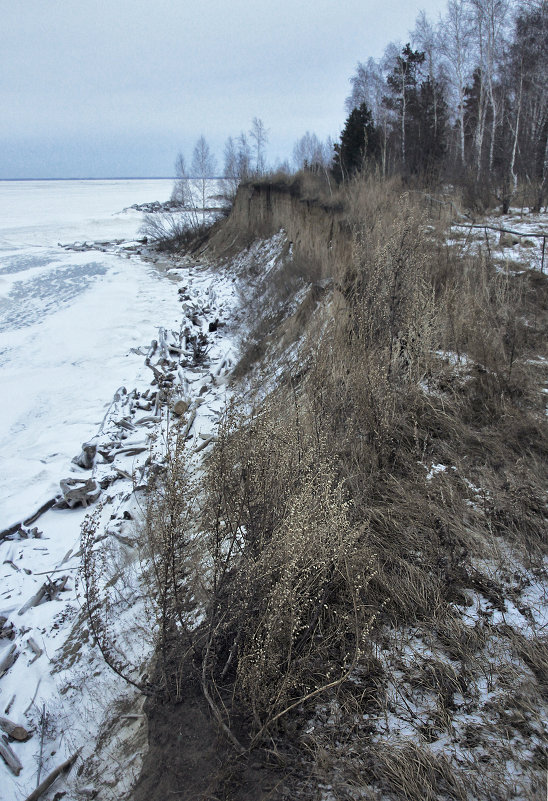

{"left": 57, "top": 477, "right": 100, "bottom": 508}
{"left": 194, "top": 435, "right": 216, "bottom": 454}
{"left": 4, "top": 695, "right": 15, "bottom": 715}
{"left": 181, "top": 408, "right": 197, "bottom": 440}
{"left": 172, "top": 398, "right": 189, "bottom": 416}
{"left": 27, "top": 637, "right": 43, "bottom": 663}
{"left": 145, "top": 339, "right": 158, "bottom": 363}
{"left": 134, "top": 414, "right": 161, "bottom": 425}
{"left": 22, "top": 750, "right": 79, "bottom": 801}
{"left": 0, "top": 734, "right": 22, "bottom": 775}
{"left": 114, "top": 467, "right": 133, "bottom": 480}
{"left": 146, "top": 361, "right": 164, "bottom": 382}
{"left": 115, "top": 418, "right": 135, "bottom": 431}
{"left": 116, "top": 444, "right": 148, "bottom": 457}
{"left": 0, "top": 622, "right": 14, "bottom": 640}
{"left": 0, "top": 645, "right": 18, "bottom": 678}
{"left": 158, "top": 327, "right": 170, "bottom": 360}
{"left": 0, "top": 715, "right": 31, "bottom": 741}
{"left": 18, "top": 577, "right": 68, "bottom": 615}
{"left": 0, "top": 498, "right": 57, "bottom": 542}
{"left": 136, "top": 398, "right": 152, "bottom": 411}
{"left": 72, "top": 441, "right": 97, "bottom": 470}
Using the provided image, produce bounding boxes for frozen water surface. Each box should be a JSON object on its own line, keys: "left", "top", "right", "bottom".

{"left": 0, "top": 179, "right": 177, "bottom": 528}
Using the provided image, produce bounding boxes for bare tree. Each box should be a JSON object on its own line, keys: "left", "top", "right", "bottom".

{"left": 292, "top": 131, "right": 332, "bottom": 171}
{"left": 223, "top": 132, "right": 252, "bottom": 201}
{"left": 191, "top": 135, "right": 217, "bottom": 222}
{"left": 413, "top": 12, "right": 445, "bottom": 141}
{"left": 171, "top": 153, "right": 200, "bottom": 227}
{"left": 439, "top": 0, "right": 474, "bottom": 166}
{"left": 470, "top": 0, "right": 511, "bottom": 175}
{"left": 249, "top": 117, "right": 269, "bottom": 175}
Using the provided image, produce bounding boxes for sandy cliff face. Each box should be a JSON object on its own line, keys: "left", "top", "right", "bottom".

{"left": 210, "top": 181, "right": 351, "bottom": 277}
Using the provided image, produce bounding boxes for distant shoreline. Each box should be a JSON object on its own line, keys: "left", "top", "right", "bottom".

{"left": 0, "top": 176, "right": 176, "bottom": 182}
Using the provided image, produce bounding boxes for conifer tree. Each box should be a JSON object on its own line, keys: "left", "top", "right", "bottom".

{"left": 332, "top": 102, "right": 380, "bottom": 182}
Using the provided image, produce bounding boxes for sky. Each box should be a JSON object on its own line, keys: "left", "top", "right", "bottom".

{"left": 1, "top": 0, "right": 450, "bottom": 179}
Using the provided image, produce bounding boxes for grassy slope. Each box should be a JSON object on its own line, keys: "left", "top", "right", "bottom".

{"left": 134, "top": 175, "right": 548, "bottom": 801}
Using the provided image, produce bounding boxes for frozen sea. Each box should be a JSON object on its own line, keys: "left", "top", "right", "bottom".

{"left": 0, "top": 179, "right": 180, "bottom": 529}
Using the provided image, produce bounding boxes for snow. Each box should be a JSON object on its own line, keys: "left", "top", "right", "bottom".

{"left": 0, "top": 180, "right": 240, "bottom": 800}
{"left": 449, "top": 208, "right": 548, "bottom": 272}
{"left": 0, "top": 180, "right": 175, "bottom": 529}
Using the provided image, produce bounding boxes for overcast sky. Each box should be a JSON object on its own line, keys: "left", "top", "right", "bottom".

{"left": 2, "top": 0, "right": 449, "bottom": 179}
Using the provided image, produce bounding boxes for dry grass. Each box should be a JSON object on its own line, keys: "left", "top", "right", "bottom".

{"left": 135, "top": 173, "right": 548, "bottom": 799}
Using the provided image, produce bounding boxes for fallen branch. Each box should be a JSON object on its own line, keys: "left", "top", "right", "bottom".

{"left": 0, "top": 644, "right": 18, "bottom": 678}
{"left": 0, "top": 498, "right": 57, "bottom": 542}
{"left": 0, "top": 735, "right": 22, "bottom": 775}
{"left": 24, "top": 678, "right": 41, "bottom": 715}
{"left": 193, "top": 435, "right": 216, "bottom": 454}
{"left": 22, "top": 750, "right": 79, "bottom": 801}
{"left": 27, "top": 637, "right": 43, "bottom": 663}
{"left": 181, "top": 408, "right": 197, "bottom": 440}
{"left": 18, "top": 577, "right": 69, "bottom": 615}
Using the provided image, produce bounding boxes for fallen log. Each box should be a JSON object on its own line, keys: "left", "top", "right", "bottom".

{"left": 0, "top": 735, "right": 22, "bottom": 775}
{"left": 57, "top": 478, "right": 100, "bottom": 508}
{"left": 0, "top": 498, "right": 57, "bottom": 542}
{"left": 0, "top": 645, "right": 18, "bottom": 678}
{"left": 0, "top": 715, "right": 31, "bottom": 741}
{"left": 115, "top": 445, "right": 148, "bottom": 457}
{"left": 22, "top": 750, "right": 79, "bottom": 801}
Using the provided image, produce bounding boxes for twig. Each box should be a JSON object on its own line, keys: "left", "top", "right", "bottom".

{"left": 4, "top": 695, "right": 15, "bottom": 715}
{"left": 36, "top": 704, "right": 45, "bottom": 787}
{"left": 24, "top": 677, "right": 42, "bottom": 714}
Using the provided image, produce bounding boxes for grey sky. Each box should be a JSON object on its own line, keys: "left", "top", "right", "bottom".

{"left": 2, "top": 0, "right": 449, "bottom": 179}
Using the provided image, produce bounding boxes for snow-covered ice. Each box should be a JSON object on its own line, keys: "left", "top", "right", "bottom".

{"left": 0, "top": 179, "right": 175, "bottom": 528}
{"left": 0, "top": 180, "right": 240, "bottom": 800}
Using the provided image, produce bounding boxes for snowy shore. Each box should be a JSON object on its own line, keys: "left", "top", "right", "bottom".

{"left": 0, "top": 181, "right": 238, "bottom": 799}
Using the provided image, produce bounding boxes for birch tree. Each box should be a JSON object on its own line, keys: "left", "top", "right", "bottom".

{"left": 249, "top": 117, "right": 269, "bottom": 175}
{"left": 439, "top": 0, "right": 474, "bottom": 166}
{"left": 191, "top": 136, "right": 217, "bottom": 223}
{"left": 470, "top": 0, "right": 511, "bottom": 176}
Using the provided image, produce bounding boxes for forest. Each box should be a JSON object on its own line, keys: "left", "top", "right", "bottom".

{"left": 225, "top": 0, "right": 547, "bottom": 212}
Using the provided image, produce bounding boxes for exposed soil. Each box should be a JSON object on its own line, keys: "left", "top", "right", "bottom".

{"left": 132, "top": 687, "right": 291, "bottom": 801}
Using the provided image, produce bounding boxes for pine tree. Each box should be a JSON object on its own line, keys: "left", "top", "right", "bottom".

{"left": 332, "top": 102, "right": 380, "bottom": 182}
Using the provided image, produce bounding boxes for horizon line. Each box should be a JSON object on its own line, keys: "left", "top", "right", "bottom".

{"left": 0, "top": 176, "right": 176, "bottom": 182}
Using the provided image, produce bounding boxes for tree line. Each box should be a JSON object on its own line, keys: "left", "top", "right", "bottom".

{"left": 171, "top": 0, "right": 546, "bottom": 215}
{"left": 339, "top": 0, "right": 547, "bottom": 210}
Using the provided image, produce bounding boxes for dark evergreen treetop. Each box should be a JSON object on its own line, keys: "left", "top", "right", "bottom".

{"left": 332, "top": 102, "right": 380, "bottom": 182}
